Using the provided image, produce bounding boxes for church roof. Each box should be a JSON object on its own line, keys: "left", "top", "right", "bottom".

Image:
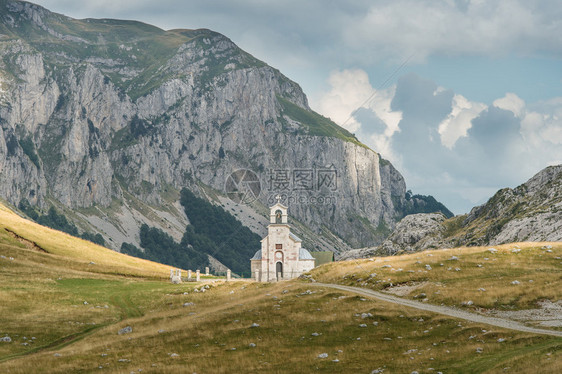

{"left": 289, "top": 232, "right": 302, "bottom": 242}
{"left": 250, "top": 250, "right": 262, "bottom": 260}
{"left": 299, "top": 248, "right": 315, "bottom": 260}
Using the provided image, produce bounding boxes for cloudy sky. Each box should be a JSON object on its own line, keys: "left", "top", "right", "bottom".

{"left": 32, "top": 0, "right": 562, "bottom": 214}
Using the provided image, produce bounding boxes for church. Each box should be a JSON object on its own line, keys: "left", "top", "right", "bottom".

{"left": 250, "top": 199, "right": 315, "bottom": 281}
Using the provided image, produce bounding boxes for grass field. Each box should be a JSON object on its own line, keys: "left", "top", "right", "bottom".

{"left": 1, "top": 202, "right": 561, "bottom": 373}
{"left": 312, "top": 243, "right": 562, "bottom": 314}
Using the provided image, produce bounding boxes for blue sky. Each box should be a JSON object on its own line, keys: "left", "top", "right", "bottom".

{"left": 31, "top": 0, "right": 562, "bottom": 214}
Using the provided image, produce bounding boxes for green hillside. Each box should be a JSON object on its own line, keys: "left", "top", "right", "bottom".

{"left": 1, "top": 201, "right": 561, "bottom": 372}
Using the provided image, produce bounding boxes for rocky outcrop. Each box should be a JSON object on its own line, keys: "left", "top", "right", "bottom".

{"left": 463, "top": 165, "right": 562, "bottom": 245}
{"left": 377, "top": 213, "right": 446, "bottom": 255}
{"left": 0, "top": 1, "right": 411, "bottom": 252}
{"left": 339, "top": 212, "right": 446, "bottom": 259}
{"left": 344, "top": 165, "right": 562, "bottom": 259}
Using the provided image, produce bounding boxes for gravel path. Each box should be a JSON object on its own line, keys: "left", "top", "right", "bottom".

{"left": 315, "top": 283, "right": 562, "bottom": 338}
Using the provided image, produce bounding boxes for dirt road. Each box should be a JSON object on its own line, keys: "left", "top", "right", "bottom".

{"left": 314, "top": 283, "right": 562, "bottom": 338}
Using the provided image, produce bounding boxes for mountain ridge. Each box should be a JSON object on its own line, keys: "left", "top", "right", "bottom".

{"left": 0, "top": 0, "right": 447, "bottom": 256}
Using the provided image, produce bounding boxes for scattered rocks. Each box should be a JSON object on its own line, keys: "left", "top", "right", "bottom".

{"left": 317, "top": 353, "right": 328, "bottom": 359}
{"left": 511, "top": 248, "right": 521, "bottom": 253}
{"left": 449, "top": 256, "right": 459, "bottom": 261}
{"left": 425, "top": 264, "right": 432, "bottom": 270}
{"left": 488, "top": 248, "right": 498, "bottom": 254}
{"left": 169, "top": 353, "right": 179, "bottom": 358}
{"left": 250, "top": 323, "right": 260, "bottom": 328}
{"left": 249, "top": 343, "right": 256, "bottom": 348}
{"left": 183, "top": 302, "right": 194, "bottom": 307}
{"left": 1, "top": 336, "right": 11, "bottom": 343}
{"left": 359, "top": 324, "right": 367, "bottom": 328}
{"left": 311, "top": 332, "right": 321, "bottom": 336}
{"left": 511, "top": 280, "right": 520, "bottom": 285}
{"left": 361, "top": 312, "right": 373, "bottom": 319}
{"left": 476, "top": 347, "right": 483, "bottom": 353}
{"left": 118, "top": 326, "right": 133, "bottom": 335}
{"left": 498, "top": 338, "right": 506, "bottom": 342}
{"left": 54, "top": 353, "right": 62, "bottom": 357}
{"left": 462, "top": 300, "right": 474, "bottom": 306}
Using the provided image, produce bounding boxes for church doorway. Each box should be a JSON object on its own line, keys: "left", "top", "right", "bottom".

{"left": 276, "top": 261, "right": 283, "bottom": 280}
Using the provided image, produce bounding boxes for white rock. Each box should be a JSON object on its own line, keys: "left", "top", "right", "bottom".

{"left": 118, "top": 326, "right": 132, "bottom": 335}
{"left": 511, "top": 280, "right": 520, "bottom": 285}
{"left": 317, "top": 353, "right": 328, "bottom": 358}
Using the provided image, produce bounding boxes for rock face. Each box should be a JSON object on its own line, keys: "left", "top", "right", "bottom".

{"left": 344, "top": 165, "right": 562, "bottom": 259}
{"left": 0, "top": 1, "right": 411, "bottom": 253}
{"left": 377, "top": 213, "right": 447, "bottom": 255}
{"left": 463, "top": 165, "right": 562, "bottom": 245}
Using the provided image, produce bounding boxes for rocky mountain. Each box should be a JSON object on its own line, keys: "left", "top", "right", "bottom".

{"left": 343, "top": 165, "right": 562, "bottom": 258}
{"left": 460, "top": 164, "right": 562, "bottom": 245}
{"left": 0, "top": 0, "right": 445, "bottom": 256}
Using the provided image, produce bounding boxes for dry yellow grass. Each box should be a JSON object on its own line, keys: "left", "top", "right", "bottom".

{"left": 0, "top": 202, "right": 172, "bottom": 279}
{"left": 312, "top": 243, "right": 562, "bottom": 312}
{"left": 1, "top": 281, "right": 560, "bottom": 373}
{"left": 1, "top": 203, "right": 561, "bottom": 373}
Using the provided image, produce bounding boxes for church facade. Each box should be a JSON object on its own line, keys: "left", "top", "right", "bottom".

{"left": 250, "top": 200, "right": 315, "bottom": 281}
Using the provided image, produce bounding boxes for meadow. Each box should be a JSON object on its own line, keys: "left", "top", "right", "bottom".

{"left": 1, "top": 202, "right": 561, "bottom": 373}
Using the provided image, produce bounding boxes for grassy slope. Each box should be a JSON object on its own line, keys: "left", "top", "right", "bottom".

{"left": 311, "top": 243, "right": 562, "bottom": 314}
{"left": 0, "top": 201, "right": 171, "bottom": 278}
{"left": 0, "top": 202, "right": 561, "bottom": 372}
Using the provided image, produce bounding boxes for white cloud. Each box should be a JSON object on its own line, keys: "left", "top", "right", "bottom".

{"left": 493, "top": 93, "right": 525, "bottom": 117}
{"left": 314, "top": 69, "right": 402, "bottom": 135}
{"left": 367, "top": 85, "right": 402, "bottom": 136}
{"left": 343, "top": 0, "right": 561, "bottom": 63}
{"left": 314, "top": 69, "right": 373, "bottom": 133}
{"left": 438, "top": 94, "right": 487, "bottom": 148}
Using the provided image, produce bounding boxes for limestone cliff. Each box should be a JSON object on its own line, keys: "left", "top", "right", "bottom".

{"left": 0, "top": 0, "right": 410, "bottom": 253}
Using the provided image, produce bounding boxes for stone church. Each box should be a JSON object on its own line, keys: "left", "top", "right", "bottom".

{"left": 250, "top": 199, "right": 315, "bottom": 281}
